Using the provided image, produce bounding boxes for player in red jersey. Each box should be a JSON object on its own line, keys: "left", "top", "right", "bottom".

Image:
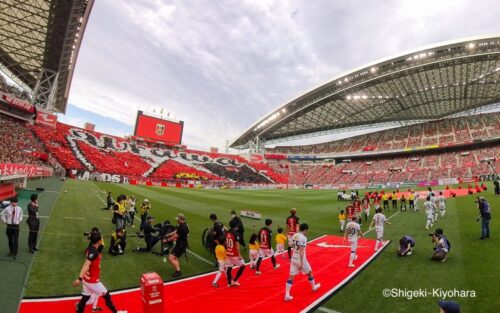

{"left": 73, "top": 232, "right": 126, "bottom": 313}
{"left": 286, "top": 208, "right": 300, "bottom": 260}
{"left": 353, "top": 198, "right": 362, "bottom": 225}
{"left": 361, "top": 196, "right": 371, "bottom": 222}
{"left": 346, "top": 205, "right": 355, "bottom": 221}
{"left": 256, "top": 219, "right": 280, "bottom": 275}
{"left": 224, "top": 219, "right": 246, "bottom": 287}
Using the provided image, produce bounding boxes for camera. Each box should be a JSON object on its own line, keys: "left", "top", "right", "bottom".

{"left": 154, "top": 220, "right": 176, "bottom": 256}
{"left": 83, "top": 232, "right": 90, "bottom": 237}
{"left": 428, "top": 233, "right": 436, "bottom": 237}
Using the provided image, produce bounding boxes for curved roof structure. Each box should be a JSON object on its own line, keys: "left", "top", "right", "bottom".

{"left": 0, "top": 0, "right": 94, "bottom": 113}
{"left": 231, "top": 35, "right": 500, "bottom": 149}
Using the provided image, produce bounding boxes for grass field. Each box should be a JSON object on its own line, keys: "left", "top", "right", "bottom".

{"left": 21, "top": 180, "right": 500, "bottom": 312}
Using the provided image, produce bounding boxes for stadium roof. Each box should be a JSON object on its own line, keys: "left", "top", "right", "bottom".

{"left": 231, "top": 35, "right": 500, "bottom": 149}
{"left": 0, "top": 0, "right": 94, "bottom": 113}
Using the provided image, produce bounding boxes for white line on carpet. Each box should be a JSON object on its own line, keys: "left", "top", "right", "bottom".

{"left": 318, "top": 307, "right": 341, "bottom": 313}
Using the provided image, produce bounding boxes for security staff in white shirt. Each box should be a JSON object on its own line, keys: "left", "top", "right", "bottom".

{"left": 1, "top": 197, "right": 23, "bottom": 260}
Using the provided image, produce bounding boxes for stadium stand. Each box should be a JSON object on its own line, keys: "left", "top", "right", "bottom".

{"left": 0, "top": 115, "right": 47, "bottom": 166}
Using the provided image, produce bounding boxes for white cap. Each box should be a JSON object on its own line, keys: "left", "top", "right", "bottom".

{"left": 144, "top": 199, "right": 149, "bottom": 202}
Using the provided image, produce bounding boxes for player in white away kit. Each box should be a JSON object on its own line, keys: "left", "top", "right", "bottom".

{"left": 424, "top": 196, "right": 435, "bottom": 230}
{"left": 369, "top": 208, "right": 391, "bottom": 251}
{"left": 284, "top": 223, "right": 320, "bottom": 302}
{"left": 344, "top": 216, "right": 364, "bottom": 267}
{"left": 437, "top": 191, "right": 446, "bottom": 217}
{"left": 430, "top": 193, "right": 439, "bottom": 222}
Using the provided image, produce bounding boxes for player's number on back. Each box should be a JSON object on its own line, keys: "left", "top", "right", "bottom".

{"left": 226, "top": 237, "right": 234, "bottom": 249}
{"left": 260, "top": 233, "right": 267, "bottom": 245}
{"left": 346, "top": 227, "right": 356, "bottom": 236}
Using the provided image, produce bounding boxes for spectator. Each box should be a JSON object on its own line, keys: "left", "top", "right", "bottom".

{"left": 476, "top": 197, "right": 491, "bottom": 240}
{"left": 106, "top": 192, "right": 115, "bottom": 210}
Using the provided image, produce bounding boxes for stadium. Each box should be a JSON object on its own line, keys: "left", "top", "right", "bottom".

{"left": 0, "top": 1, "right": 499, "bottom": 313}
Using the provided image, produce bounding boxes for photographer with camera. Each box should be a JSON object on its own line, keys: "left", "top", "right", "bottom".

{"left": 430, "top": 228, "right": 450, "bottom": 262}
{"left": 139, "top": 199, "right": 151, "bottom": 235}
{"left": 135, "top": 216, "right": 160, "bottom": 252}
{"left": 476, "top": 197, "right": 491, "bottom": 240}
{"left": 109, "top": 228, "right": 126, "bottom": 256}
{"left": 167, "top": 213, "right": 190, "bottom": 278}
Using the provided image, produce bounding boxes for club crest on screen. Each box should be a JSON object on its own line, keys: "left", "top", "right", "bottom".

{"left": 156, "top": 124, "right": 165, "bottom": 136}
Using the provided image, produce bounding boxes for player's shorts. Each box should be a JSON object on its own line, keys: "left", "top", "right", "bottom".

{"left": 225, "top": 256, "right": 245, "bottom": 267}
{"left": 375, "top": 227, "right": 384, "bottom": 240}
{"left": 249, "top": 249, "right": 259, "bottom": 260}
{"left": 217, "top": 260, "right": 226, "bottom": 271}
{"left": 258, "top": 247, "right": 275, "bottom": 258}
{"left": 289, "top": 258, "right": 311, "bottom": 275}
{"left": 439, "top": 205, "right": 446, "bottom": 210}
{"left": 348, "top": 239, "right": 358, "bottom": 251}
{"left": 374, "top": 204, "right": 380, "bottom": 209}
{"left": 172, "top": 242, "right": 187, "bottom": 257}
{"left": 276, "top": 243, "right": 285, "bottom": 253}
{"left": 82, "top": 281, "right": 107, "bottom": 296}
{"left": 287, "top": 234, "right": 295, "bottom": 246}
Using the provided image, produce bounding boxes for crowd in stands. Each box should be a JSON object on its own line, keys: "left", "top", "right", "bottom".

{"left": 30, "top": 122, "right": 287, "bottom": 184}
{"left": 0, "top": 115, "right": 47, "bottom": 166}
{"left": 269, "top": 113, "right": 500, "bottom": 155}
{"left": 285, "top": 145, "right": 499, "bottom": 185}
{"left": 0, "top": 76, "right": 30, "bottom": 101}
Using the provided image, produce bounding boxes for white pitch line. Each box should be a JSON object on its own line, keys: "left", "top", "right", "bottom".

{"left": 318, "top": 307, "right": 342, "bottom": 313}
{"left": 364, "top": 210, "right": 401, "bottom": 235}
{"left": 63, "top": 216, "right": 86, "bottom": 220}
{"left": 187, "top": 249, "right": 214, "bottom": 265}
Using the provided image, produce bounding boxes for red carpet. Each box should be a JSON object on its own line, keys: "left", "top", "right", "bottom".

{"left": 20, "top": 235, "right": 388, "bottom": 313}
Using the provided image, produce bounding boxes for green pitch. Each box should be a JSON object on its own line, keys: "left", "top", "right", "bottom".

{"left": 21, "top": 180, "right": 499, "bottom": 312}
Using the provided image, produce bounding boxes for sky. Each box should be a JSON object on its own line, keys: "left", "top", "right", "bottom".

{"left": 60, "top": 0, "right": 500, "bottom": 152}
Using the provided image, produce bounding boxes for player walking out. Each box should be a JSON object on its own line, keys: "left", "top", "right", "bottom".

{"left": 284, "top": 223, "right": 320, "bottom": 302}
{"left": 424, "top": 196, "right": 435, "bottom": 230}
{"left": 72, "top": 232, "right": 126, "bottom": 313}
{"left": 344, "top": 216, "right": 364, "bottom": 268}
{"left": 256, "top": 219, "right": 280, "bottom": 275}
{"left": 370, "top": 208, "right": 391, "bottom": 251}
{"left": 225, "top": 219, "right": 246, "bottom": 286}
{"left": 430, "top": 193, "right": 439, "bottom": 222}
{"left": 361, "top": 196, "right": 371, "bottom": 222}
{"left": 437, "top": 191, "right": 446, "bottom": 217}
{"left": 286, "top": 209, "right": 300, "bottom": 260}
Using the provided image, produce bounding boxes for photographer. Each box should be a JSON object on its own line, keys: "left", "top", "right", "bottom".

{"left": 135, "top": 216, "right": 160, "bottom": 252}
{"left": 430, "top": 228, "right": 450, "bottom": 262}
{"left": 476, "top": 197, "right": 491, "bottom": 240}
{"left": 167, "top": 213, "right": 190, "bottom": 278}
{"left": 398, "top": 235, "right": 415, "bottom": 256}
{"left": 230, "top": 210, "right": 245, "bottom": 249}
{"left": 106, "top": 192, "right": 115, "bottom": 210}
{"left": 155, "top": 220, "right": 176, "bottom": 256}
{"left": 139, "top": 199, "right": 151, "bottom": 234}
{"left": 109, "top": 228, "right": 126, "bottom": 256}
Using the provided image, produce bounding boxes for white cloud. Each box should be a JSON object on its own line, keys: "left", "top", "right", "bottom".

{"left": 68, "top": 0, "right": 500, "bottom": 150}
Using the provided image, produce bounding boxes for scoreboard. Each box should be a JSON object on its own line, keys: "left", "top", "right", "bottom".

{"left": 133, "top": 111, "right": 184, "bottom": 144}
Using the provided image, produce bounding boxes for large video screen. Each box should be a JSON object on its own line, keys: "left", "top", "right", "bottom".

{"left": 133, "top": 111, "right": 184, "bottom": 144}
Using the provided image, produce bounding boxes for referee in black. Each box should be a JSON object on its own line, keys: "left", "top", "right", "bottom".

{"left": 27, "top": 194, "right": 40, "bottom": 253}
{"left": 1, "top": 197, "right": 23, "bottom": 260}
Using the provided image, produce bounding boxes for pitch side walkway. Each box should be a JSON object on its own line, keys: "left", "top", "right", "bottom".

{"left": 20, "top": 235, "right": 389, "bottom": 313}
{"left": 0, "top": 178, "right": 64, "bottom": 313}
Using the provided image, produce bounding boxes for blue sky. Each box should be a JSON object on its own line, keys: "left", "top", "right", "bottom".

{"left": 61, "top": 0, "right": 500, "bottom": 151}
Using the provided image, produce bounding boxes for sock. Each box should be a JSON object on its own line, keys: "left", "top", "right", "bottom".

{"left": 285, "top": 279, "right": 293, "bottom": 297}
{"left": 103, "top": 293, "right": 117, "bottom": 313}
{"left": 374, "top": 240, "right": 379, "bottom": 250}
{"left": 349, "top": 251, "right": 355, "bottom": 264}
{"left": 256, "top": 257, "right": 263, "bottom": 271}
{"left": 271, "top": 255, "right": 277, "bottom": 267}
{"left": 213, "top": 271, "right": 222, "bottom": 284}
{"left": 226, "top": 267, "right": 232, "bottom": 284}
{"left": 77, "top": 295, "right": 91, "bottom": 313}
{"left": 234, "top": 265, "right": 245, "bottom": 281}
{"left": 308, "top": 275, "right": 316, "bottom": 288}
